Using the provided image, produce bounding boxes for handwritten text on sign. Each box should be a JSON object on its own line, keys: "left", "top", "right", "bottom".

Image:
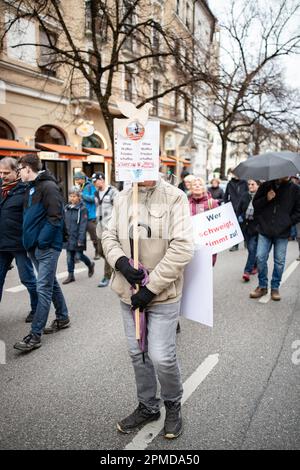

{"left": 114, "top": 119, "right": 160, "bottom": 182}
{"left": 192, "top": 202, "right": 244, "bottom": 254}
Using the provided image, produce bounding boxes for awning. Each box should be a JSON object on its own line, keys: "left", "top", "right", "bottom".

{"left": 160, "top": 156, "right": 176, "bottom": 167}
{"left": 0, "top": 139, "right": 37, "bottom": 157}
{"left": 36, "top": 143, "right": 87, "bottom": 160}
{"left": 82, "top": 147, "right": 113, "bottom": 161}
{"left": 168, "top": 155, "right": 191, "bottom": 166}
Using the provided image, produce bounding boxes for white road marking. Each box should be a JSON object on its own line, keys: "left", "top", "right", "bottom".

{"left": 125, "top": 353, "right": 219, "bottom": 450}
{"left": 5, "top": 268, "right": 87, "bottom": 293}
{"left": 259, "top": 260, "right": 300, "bottom": 304}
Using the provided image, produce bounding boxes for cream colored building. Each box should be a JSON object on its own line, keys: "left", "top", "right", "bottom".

{"left": 0, "top": 0, "right": 217, "bottom": 193}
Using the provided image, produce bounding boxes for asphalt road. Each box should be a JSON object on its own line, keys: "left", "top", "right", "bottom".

{"left": 0, "top": 241, "right": 299, "bottom": 450}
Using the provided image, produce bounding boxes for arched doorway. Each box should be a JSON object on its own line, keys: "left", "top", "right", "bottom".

{"left": 0, "top": 119, "right": 15, "bottom": 140}
{"left": 35, "top": 125, "right": 68, "bottom": 199}
{"left": 82, "top": 133, "right": 106, "bottom": 177}
{"left": 35, "top": 125, "right": 66, "bottom": 145}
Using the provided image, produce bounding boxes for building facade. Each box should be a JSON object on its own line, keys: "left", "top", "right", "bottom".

{"left": 0, "top": 0, "right": 217, "bottom": 193}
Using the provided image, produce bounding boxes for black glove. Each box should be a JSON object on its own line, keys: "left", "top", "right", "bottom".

{"left": 115, "top": 256, "right": 145, "bottom": 286}
{"left": 131, "top": 286, "right": 156, "bottom": 310}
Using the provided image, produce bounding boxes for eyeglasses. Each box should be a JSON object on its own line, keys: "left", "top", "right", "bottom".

{"left": 17, "top": 166, "right": 26, "bottom": 171}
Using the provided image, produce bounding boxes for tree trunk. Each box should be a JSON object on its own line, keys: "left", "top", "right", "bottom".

{"left": 220, "top": 138, "right": 228, "bottom": 179}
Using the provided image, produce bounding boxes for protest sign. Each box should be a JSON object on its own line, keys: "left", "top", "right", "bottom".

{"left": 180, "top": 247, "right": 213, "bottom": 327}
{"left": 114, "top": 119, "right": 160, "bottom": 182}
{"left": 192, "top": 202, "right": 244, "bottom": 254}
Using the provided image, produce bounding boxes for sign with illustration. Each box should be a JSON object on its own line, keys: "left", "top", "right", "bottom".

{"left": 114, "top": 118, "right": 160, "bottom": 182}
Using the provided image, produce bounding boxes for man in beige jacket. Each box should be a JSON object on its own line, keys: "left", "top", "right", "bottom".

{"left": 102, "top": 177, "right": 194, "bottom": 439}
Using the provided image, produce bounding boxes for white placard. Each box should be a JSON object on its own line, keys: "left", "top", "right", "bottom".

{"left": 192, "top": 202, "right": 244, "bottom": 254}
{"left": 114, "top": 119, "right": 160, "bottom": 182}
{"left": 180, "top": 247, "right": 213, "bottom": 327}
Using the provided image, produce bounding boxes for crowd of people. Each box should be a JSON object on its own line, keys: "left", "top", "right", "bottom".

{"left": 1, "top": 154, "right": 300, "bottom": 440}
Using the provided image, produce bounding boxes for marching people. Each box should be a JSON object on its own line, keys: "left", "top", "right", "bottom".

{"left": 0, "top": 157, "right": 38, "bottom": 323}
{"left": 224, "top": 169, "right": 248, "bottom": 251}
{"left": 102, "top": 176, "right": 194, "bottom": 439}
{"left": 92, "top": 172, "right": 118, "bottom": 287}
{"left": 250, "top": 177, "right": 300, "bottom": 301}
{"left": 73, "top": 171, "right": 99, "bottom": 260}
{"left": 14, "top": 154, "right": 70, "bottom": 352}
{"left": 237, "top": 180, "right": 260, "bottom": 282}
{"left": 62, "top": 188, "right": 95, "bottom": 284}
{"left": 208, "top": 178, "right": 224, "bottom": 205}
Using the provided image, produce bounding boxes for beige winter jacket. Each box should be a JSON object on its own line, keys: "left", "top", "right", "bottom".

{"left": 102, "top": 178, "right": 194, "bottom": 305}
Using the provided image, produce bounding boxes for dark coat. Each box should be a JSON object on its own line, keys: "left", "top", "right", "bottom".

{"left": 224, "top": 178, "right": 248, "bottom": 213}
{"left": 253, "top": 180, "right": 300, "bottom": 238}
{"left": 64, "top": 202, "right": 88, "bottom": 251}
{"left": 208, "top": 186, "right": 224, "bottom": 204}
{"left": 23, "top": 171, "right": 64, "bottom": 252}
{"left": 237, "top": 192, "right": 258, "bottom": 237}
{"left": 0, "top": 181, "right": 28, "bottom": 252}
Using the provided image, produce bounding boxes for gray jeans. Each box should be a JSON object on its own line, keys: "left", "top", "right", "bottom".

{"left": 120, "top": 301, "right": 183, "bottom": 413}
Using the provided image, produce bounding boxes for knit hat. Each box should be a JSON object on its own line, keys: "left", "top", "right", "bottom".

{"left": 74, "top": 171, "right": 85, "bottom": 179}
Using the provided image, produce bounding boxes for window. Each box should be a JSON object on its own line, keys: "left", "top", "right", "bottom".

{"left": 0, "top": 119, "right": 14, "bottom": 140}
{"left": 186, "top": 3, "right": 191, "bottom": 29}
{"left": 153, "top": 80, "right": 159, "bottom": 116}
{"left": 85, "top": 0, "right": 108, "bottom": 41}
{"left": 152, "top": 28, "right": 160, "bottom": 64}
{"left": 39, "top": 28, "right": 58, "bottom": 77}
{"left": 6, "top": 13, "right": 37, "bottom": 66}
{"left": 124, "top": 68, "right": 133, "bottom": 101}
{"left": 124, "top": 7, "right": 134, "bottom": 51}
{"left": 176, "top": 0, "right": 180, "bottom": 15}
{"left": 82, "top": 134, "right": 104, "bottom": 149}
{"left": 184, "top": 97, "right": 189, "bottom": 122}
{"left": 35, "top": 125, "right": 66, "bottom": 145}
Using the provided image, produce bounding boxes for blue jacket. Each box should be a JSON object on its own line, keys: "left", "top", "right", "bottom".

{"left": 23, "top": 171, "right": 64, "bottom": 252}
{"left": 81, "top": 178, "right": 96, "bottom": 220}
{"left": 0, "top": 180, "right": 28, "bottom": 252}
{"left": 64, "top": 201, "right": 88, "bottom": 251}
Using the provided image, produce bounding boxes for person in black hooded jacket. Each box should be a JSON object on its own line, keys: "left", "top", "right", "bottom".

{"left": 224, "top": 170, "right": 248, "bottom": 251}
{"left": 14, "top": 154, "right": 70, "bottom": 352}
{"left": 249, "top": 177, "right": 300, "bottom": 301}
{"left": 0, "top": 157, "right": 37, "bottom": 322}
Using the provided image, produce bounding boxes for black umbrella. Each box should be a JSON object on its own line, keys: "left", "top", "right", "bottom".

{"left": 233, "top": 151, "right": 300, "bottom": 181}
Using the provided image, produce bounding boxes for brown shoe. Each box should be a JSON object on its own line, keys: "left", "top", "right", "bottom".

{"left": 249, "top": 286, "right": 268, "bottom": 299}
{"left": 271, "top": 289, "right": 281, "bottom": 301}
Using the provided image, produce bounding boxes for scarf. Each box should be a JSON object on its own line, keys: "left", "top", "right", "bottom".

{"left": 1, "top": 179, "right": 19, "bottom": 199}
{"left": 245, "top": 192, "right": 255, "bottom": 220}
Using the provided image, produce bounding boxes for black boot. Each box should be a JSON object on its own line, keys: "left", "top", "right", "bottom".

{"left": 117, "top": 403, "right": 160, "bottom": 434}
{"left": 88, "top": 262, "right": 95, "bottom": 277}
{"left": 62, "top": 274, "right": 75, "bottom": 285}
{"left": 164, "top": 401, "right": 182, "bottom": 439}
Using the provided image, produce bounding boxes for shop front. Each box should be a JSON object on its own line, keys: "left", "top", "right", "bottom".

{"left": 37, "top": 144, "right": 87, "bottom": 200}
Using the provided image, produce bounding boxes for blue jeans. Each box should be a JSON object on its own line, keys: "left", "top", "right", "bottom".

{"left": 120, "top": 301, "right": 183, "bottom": 412}
{"left": 0, "top": 250, "right": 38, "bottom": 313}
{"left": 29, "top": 247, "right": 69, "bottom": 336}
{"left": 66, "top": 250, "right": 91, "bottom": 274}
{"left": 256, "top": 234, "right": 288, "bottom": 290}
{"left": 244, "top": 234, "right": 258, "bottom": 274}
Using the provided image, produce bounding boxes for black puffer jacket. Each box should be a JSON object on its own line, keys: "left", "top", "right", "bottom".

{"left": 0, "top": 181, "right": 28, "bottom": 251}
{"left": 253, "top": 180, "right": 300, "bottom": 238}
{"left": 224, "top": 178, "right": 248, "bottom": 213}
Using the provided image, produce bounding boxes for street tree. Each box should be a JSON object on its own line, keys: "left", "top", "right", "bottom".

{"left": 195, "top": 0, "right": 300, "bottom": 178}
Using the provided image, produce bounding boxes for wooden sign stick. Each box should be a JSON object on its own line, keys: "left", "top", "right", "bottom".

{"left": 132, "top": 181, "right": 140, "bottom": 340}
